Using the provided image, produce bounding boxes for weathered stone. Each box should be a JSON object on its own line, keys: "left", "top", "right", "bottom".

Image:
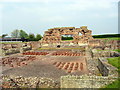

{"left": 2, "top": 75, "right": 60, "bottom": 88}
{"left": 41, "top": 26, "right": 94, "bottom": 45}
{"left": 60, "top": 75, "right": 117, "bottom": 88}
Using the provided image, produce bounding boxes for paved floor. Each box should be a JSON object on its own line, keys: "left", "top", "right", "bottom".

{"left": 2, "top": 52, "right": 89, "bottom": 81}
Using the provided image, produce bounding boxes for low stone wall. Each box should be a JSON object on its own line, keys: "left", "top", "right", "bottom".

{"left": 98, "top": 58, "right": 109, "bottom": 76}
{"left": 60, "top": 75, "right": 117, "bottom": 88}
{"left": 0, "top": 43, "right": 32, "bottom": 56}
{"left": 20, "top": 46, "right": 32, "bottom": 53}
{"left": 104, "top": 40, "right": 120, "bottom": 50}
{"left": 97, "top": 58, "right": 118, "bottom": 77}
{"left": 1, "top": 75, "right": 60, "bottom": 88}
{"left": 88, "top": 39, "right": 102, "bottom": 47}
{"left": 89, "top": 39, "right": 120, "bottom": 50}
{"left": 30, "top": 41, "right": 41, "bottom": 50}
{"left": 4, "top": 48, "right": 20, "bottom": 55}
{"left": 91, "top": 49, "right": 120, "bottom": 57}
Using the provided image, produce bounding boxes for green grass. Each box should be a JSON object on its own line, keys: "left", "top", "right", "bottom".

{"left": 107, "top": 57, "right": 120, "bottom": 69}
{"left": 93, "top": 34, "right": 120, "bottom": 38}
{"left": 107, "top": 57, "right": 120, "bottom": 74}
{"left": 94, "top": 37, "right": 120, "bottom": 40}
{"left": 93, "top": 34, "right": 120, "bottom": 40}
{"left": 103, "top": 80, "right": 120, "bottom": 88}
{"left": 113, "top": 49, "right": 120, "bottom": 53}
{"left": 62, "top": 34, "right": 120, "bottom": 40}
{"left": 103, "top": 57, "right": 120, "bottom": 88}
{"left": 62, "top": 39, "right": 73, "bottom": 41}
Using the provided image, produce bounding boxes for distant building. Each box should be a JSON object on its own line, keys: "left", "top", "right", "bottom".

{"left": 0, "top": 37, "right": 28, "bottom": 42}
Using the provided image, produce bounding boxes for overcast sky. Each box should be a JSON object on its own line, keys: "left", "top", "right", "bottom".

{"left": 0, "top": 0, "right": 119, "bottom": 36}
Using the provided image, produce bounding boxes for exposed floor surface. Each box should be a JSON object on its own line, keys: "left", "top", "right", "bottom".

{"left": 2, "top": 51, "right": 89, "bottom": 81}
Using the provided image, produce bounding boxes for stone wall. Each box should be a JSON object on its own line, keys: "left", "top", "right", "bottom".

{"left": 0, "top": 42, "right": 32, "bottom": 56}
{"left": 97, "top": 58, "right": 118, "bottom": 77}
{"left": 89, "top": 39, "right": 120, "bottom": 50}
{"left": 30, "top": 41, "right": 41, "bottom": 50}
{"left": 91, "top": 49, "right": 120, "bottom": 57}
{"left": 41, "top": 26, "right": 94, "bottom": 44}
{"left": 86, "top": 58, "right": 101, "bottom": 76}
{"left": 60, "top": 75, "right": 117, "bottom": 88}
{"left": 87, "top": 39, "right": 120, "bottom": 55}
{"left": 103, "top": 39, "right": 120, "bottom": 50}
{"left": 98, "top": 58, "right": 109, "bottom": 76}
{"left": 2, "top": 75, "right": 60, "bottom": 88}
{"left": 88, "top": 39, "right": 102, "bottom": 47}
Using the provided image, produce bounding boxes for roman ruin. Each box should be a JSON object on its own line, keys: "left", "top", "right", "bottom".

{"left": 0, "top": 26, "right": 119, "bottom": 88}
{"left": 40, "top": 26, "right": 95, "bottom": 47}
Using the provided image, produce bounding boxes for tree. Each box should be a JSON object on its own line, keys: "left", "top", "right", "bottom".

{"left": 28, "top": 34, "right": 35, "bottom": 41}
{"left": 11, "top": 29, "right": 28, "bottom": 39}
{"left": 35, "top": 34, "right": 42, "bottom": 41}
{"left": 11, "top": 29, "right": 20, "bottom": 38}
{"left": 19, "top": 30, "right": 28, "bottom": 38}
{"left": 2, "top": 34, "right": 8, "bottom": 38}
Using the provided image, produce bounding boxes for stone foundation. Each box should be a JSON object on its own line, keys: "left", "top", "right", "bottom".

{"left": 1, "top": 42, "right": 32, "bottom": 56}
{"left": 60, "top": 75, "right": 117, "bottom": 88}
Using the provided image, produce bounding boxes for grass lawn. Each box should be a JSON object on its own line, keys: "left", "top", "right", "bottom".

{"left": 113, "top": 49, "right": 120, "bottom": 53}
{"left": 93, "top": 34, "right": 120, "bottom": 40}
{"left": 107, "top": 57, "right": 120, "bottom": 76}
{"left": 107, "top": 57, "right": 120, "bottom": 69}
{"left": 103, "top": 80, "right": 119, "bottom": 88}
{"left": 103, "top": 57, "right": 120, "bottom": 88}
{"left": 94, "top": 37, "right": 120, "bottom": 40}
{"left": 62, "top": 39, "right": 73, "bottom": 41}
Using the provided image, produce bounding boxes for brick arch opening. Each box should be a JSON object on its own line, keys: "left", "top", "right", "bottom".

{"left": 61, "top": 35, "right": 74, "bottom": 41}
{"left": 41, "top": 26, "right": 93, "bottom": 44}
{"left": 79, "top": 32, "right": 82, "bottom": 36}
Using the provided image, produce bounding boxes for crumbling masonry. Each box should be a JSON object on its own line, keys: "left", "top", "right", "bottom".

{"left": 41, "top": 26, "right": 94, "bottom": 44}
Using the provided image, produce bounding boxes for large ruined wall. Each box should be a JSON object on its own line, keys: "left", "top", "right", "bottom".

{"left": 41, "top": 26, "right": 94, "bottom": 44}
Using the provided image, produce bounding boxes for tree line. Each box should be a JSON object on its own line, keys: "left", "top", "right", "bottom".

{"left": 2, "top": 29, "right": 42, "bottom": 41}
{"left": 93, "top": 34, "right": 120, "bottom": 38}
